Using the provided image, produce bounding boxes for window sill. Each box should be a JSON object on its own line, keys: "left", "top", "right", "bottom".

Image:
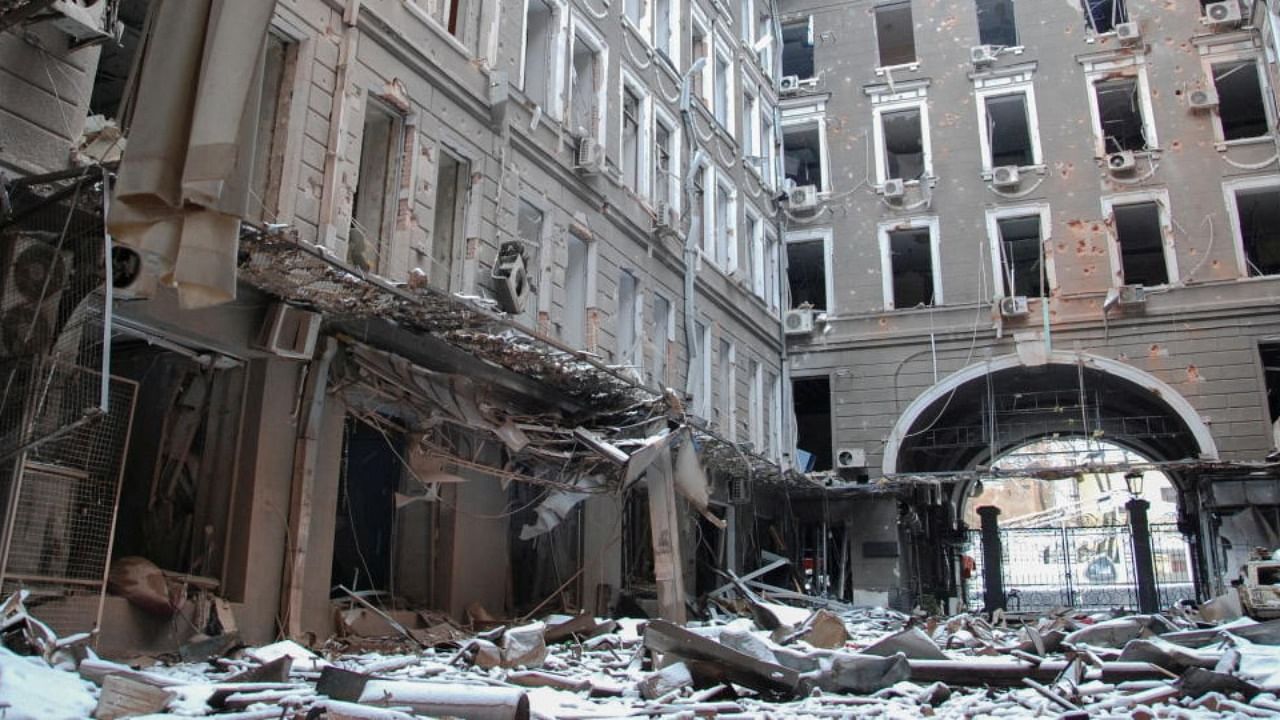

{"left": 1217, "top": 135, "right": 1274, "bottom": 151}
{"left": 981, "top": 164, "right": 1047, "bottom": 180}
{"left": 875, "top": 62, "right": 919, "bottom": 76}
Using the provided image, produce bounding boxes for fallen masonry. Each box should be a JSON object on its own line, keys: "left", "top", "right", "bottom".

{"left": 6, "top": 589, "right": 1280, "bottom": 719}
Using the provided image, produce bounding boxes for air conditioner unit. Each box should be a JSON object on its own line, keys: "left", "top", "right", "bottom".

{"left": 1188, "top": 88, "right": 1219, "bottom": 110}
{"left": 255, "top": 303, "right": 321, "bottom": 360}
{"left": 787, "top": 184, "right": 819, "bottom": 210}
{"left": 1106, "top": 150, "right": 1137, "bottom": 175}
{"left": 783, "top": 308, "right": 816, "bottom": 336}
{"left": 0, "top": 234, "right": 70, "bottom": 358}
{"left": 1205, "top": 1, "right": 1244, "bottom": 28}
{"left": 653, "top": 202, "right": 675, "bottom": 232}
{"left": 44, "top": 0, "right": 111, "bottom": 45}
{"left": 1118, "top": 284, "right": 1148, "bottom": 305}
{"left": 836, "top": 447, "right": 866, "bottom": 470}
{"left": 574, "top": 137, "right": 604, "bottom": 174}
{"left": 999, "top": 295, "right": 1030, "bottom": 318}
{"left": 882, "top": 178, "right": 906, "bottom": 199}
{"left": 970, "top": 45, "right": 998, "bottom": 67}
{"left": 780, "top": 75, "right": 801, "bottom": 93}
{"left": 491, "top": 241, "right": 530, "bottom": 314}
{"left": 727, "top": 476, "right": 751, "bottom": 504}
{"left": 1115, "top": 21, "right": 1141, "bottom": 46}
{"left": 991, "top": 165, "right": 1021, "bottom": 189}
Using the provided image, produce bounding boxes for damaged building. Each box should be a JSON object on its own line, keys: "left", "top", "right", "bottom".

{"left": 7, "top": 0, "right": 1280, "bottom": 692}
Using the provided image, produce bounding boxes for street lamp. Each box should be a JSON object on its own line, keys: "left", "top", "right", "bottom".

{"left": 1123, "top": 470, "right": 1144, "bottom": 498}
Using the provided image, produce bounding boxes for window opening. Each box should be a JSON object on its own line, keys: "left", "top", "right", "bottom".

{"left": 523, "top": 0, "right": 556, "bottom": 109}
{"left": 714, "top": 183, "right": 733, "bottom": 267}
{"left": 89, "top": 0, "right": 153, "bottom": 121}
{"left": 652, "top": 293, "right": 672, "bottom": 387}
{"left": 888, "top": 227, "right": 936, "bottom": 308}
{"left": 622, "top": 87, "right": 641, "bottom": 191}
{"left": 977, "top": 0, "right": 1018, "bottom": 47}
{"left": 766, "top": 235, "right": 781, "bottom": 312}
{"left": 655, "top": 119, "right": 674, "bottom": 207}
{"left": 570, "top": 31, "right": 602, "bottom": 138}
{"left": 781, "top": 18, "right": 814, "bottom": 79}
{"left": 246, "top": 34, "right": 291, "bottom": 224}
{"left": 743, "top": 91, "right": 759, "bottom": 159}
{"left": 1235, "top": 186, "right": 1280, "bottom": 277}
{"left": 761, "top": 110, "right": 776, "bottom": 188}
{"left": 654, "top": 0, "right": 673, "bottom": 57}
{"left": 350, "top": 101, "right": 402, "bottom": 273}
{"left": 1094, "top": 77, "right": 1148, "bottom": 154}
{"left": 618, "top": 270, "right": 641, "bottom": 371}
{"left": 747, "top": 214, "right": 764, "bottom": 297}
{"left": 1260, "top": 343, "right": 1280, "bottom": 434}
{"left": 429, "top": 150, "right": 468, "bottom": 288}
{"left": 748, "top": 359, "right": 764, "bottom": 449}
{"left": 787, "top": 239, "right": 827, "bottom": 310}
{"left": 766, "top": 371, "right": 781, "bottom": 458}
{"left": 1082, "top": 0, "right": 1127, "bottom": 34}
{"left": 1112, "top": 201, "right": 1168, "bottom": 286}
{"left": 997, "top": 215, "right": 1046, "bottom": 297}
{"left": 985, "top": 93, "right": 1034, "bottom": 167}
{"left": 714, "top": 52, "right": 731, "bottom": 126}
{"left": 881, "top": 108, "right": 925, "bottom": 180}
{"left": 792, "top": 376, "right": 832, "bottom": 472}
{"left": 875, "top": 1, "right": 916, "bottom": 67}
{"left": 1213, "top": 60, "right": 1270, "bottom": 142}
{"left": 516, "top": 200, "right": 544, "bottom": 320}
{"left": 784, "top": 124, "right": 823, "bottom": 189}
{"left": 717, "top": 339, "right": 736, "bottom": 437}
{"left": 625, "top": 0, "right": 642, "bottom": 26}
{"left": 692, "top": 22, "right": 709, "bottom": 102}
{"left": 564, "top": 235, "right": 589, "bottom": 346}
{"left": 692, "top": 321, "right": 711, "bottom": 416}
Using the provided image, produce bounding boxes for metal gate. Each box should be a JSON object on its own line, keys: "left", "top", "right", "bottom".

{"left": 963, "top": 524, "right": 1195, "bottom": 612}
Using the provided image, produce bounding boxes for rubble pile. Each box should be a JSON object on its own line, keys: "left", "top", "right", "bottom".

{"left": 5, "top": 588, "right": 1280, "bottom": 719}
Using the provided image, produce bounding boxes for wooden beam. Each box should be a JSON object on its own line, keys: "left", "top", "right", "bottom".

{"left": 646, "top": 449, "right": 686, "bottom": 624}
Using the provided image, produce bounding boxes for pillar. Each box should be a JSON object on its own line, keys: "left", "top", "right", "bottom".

{"left": 977, "top": 505, "right": 1005, "bottom": 614}
{"left": 1127, "top": 498, "right": 1159, "bottom": 613}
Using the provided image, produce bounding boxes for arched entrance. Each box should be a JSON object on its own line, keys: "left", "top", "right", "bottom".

{"left": 881, "top": 352, "right": 1214, "bottom": 611}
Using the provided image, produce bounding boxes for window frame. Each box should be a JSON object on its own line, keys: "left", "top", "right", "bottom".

{"left": 873, "top": 0, "right": 918, "bottom": 71}
{"left": 518, "top": 0, "right": 568, "bottom": 119}
{"left": 567, "top": 13, "right": 610, "bottom": 148}
{"left": 708, "top": 173, "right": 739, "bottom": 272}
{"left": 871, "top": 94, "right": 932, "bottom": 186}
{"left": 1202, "top": 47, "right": 1276, "bottom": 147}
{"left": 616, "top": 267, "right": 644, "bottom": 372}
{"left": 878, "top": 216, "right": 943, "bottom": 310}
{"left": 1223, "top": 174, "right": 1280, "bottom": 279}
{"left": 1081, "top": 56, "right": 1158, "bottom": 159}
{"left": 746, "top": 205, "right": 766, "bottom": 299}
{"left": 516, "top": 193, "right": 553, "bottom": 325}
{"left": 650, "top": 291, "right": 676, "bottom": 389}
{"left": 785, "top": 227, "right": 834, "bottom": 313}
{"left": 985, "top": 203, "right": 1056, "bottom": 300}
{"left": 691, "top": 8, "right": 712, "bottom": 108}
{"left": 717, "top": 337, "right": 737, "bottom": 439}
{"left": 653, "top": 105, "right": 683, "bottom": 213}
{"left": 652, "top": 0, "right": 681, "bottom": 66}
{"left": 1101, "top": 189, "right": 1178, "bottom": 289}
{"left": 974, "top": 72, "right": 1044, "bottom": 174}
{"left": 780, "top": 100, "right": 831, "bottom": 192}
{"left": 712, "top": 28, "right": 737, "bottom": 133}
{"left": 619, "top": 70, "right": 652, "bottom": 199}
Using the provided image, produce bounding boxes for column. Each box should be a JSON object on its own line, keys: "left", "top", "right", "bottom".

{"left": 977, "top": 505, "right": 1006, "bottom": 615}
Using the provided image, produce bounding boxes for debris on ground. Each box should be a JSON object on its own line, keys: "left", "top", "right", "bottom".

{"left": 3, "top": 589, "right": 1280, "bottom": 718}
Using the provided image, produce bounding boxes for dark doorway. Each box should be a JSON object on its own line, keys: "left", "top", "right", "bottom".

{"left": 793, "top": 376, "right": 833, "bottom": 472}
{"left": 332, "top": 417, "right": 403, "bottom": 593}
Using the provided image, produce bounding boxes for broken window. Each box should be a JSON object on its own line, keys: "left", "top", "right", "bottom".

{"left": 781, "top": 18, "right": 814, "bottom": 80}
{"left": 569, "top": 28, "right": 603, "bottom": 139}
{"left": 747, "top": 212, "right": 765, "bottom": 298}
{"left": 792, "top": 376, "right": 832, "bottom": 472}
{"left": 350, "top": 100, "right": 402, "bottom": 273}
{"left": 654, "top": 0, "right": 674, "bottom": 59}
{"left": 1093, "top": 77, "right": 1149, "bottom": 154}
{"left": 1234, "top": 186, "right": 1280, "bottom": 277}
{"left": 1213, "top": 60, "right": 1270, "bottom": 142}
{"left": 766, "top": 235, "right": 781, "bottom": 313}
{"left": 748, "top": 358, "right": 764, "bottom": 450}
{"left": 1111, "top": 201, "right": 1169, "bottom": 286}
{"left": 332, "top": 417, "right": 404, "bottom": 593}
{"left": 717, "top": 338, "right": 736, "bottom": 437}
{"left": 977, "top": 0, "right": 1018, "bottom": 47}
{"left": 691, "top": 321, "right": 711, "bottom": 417}
{"left": 787, "top": 238, "right": 827, "bottom": 310}
{"left": 693, "top": 165, "right": 709, "bottom": 252}
{"left": 522, "top": 0, "right": 557, "bottom": 109}
{"left": 880, "top": 107, "right": 926, "bottom": 181}
{"left": 654, "top": 117, "right": 675, "bottom": 208}
{"left": 622, "top": 87, "right": 641, "bottom": 191}
{"left": 1260, "top": 343, "right": 1280, "bottom": 429}
{"left": 761, "top": 109, "right": 777, "bottom": 188}
{"left": 714, "top": 50, "right": 731, "bottom": 127}
{"left": 713, "top": 180, "right": 735, "bottom": 269}
{"left": 516, "top": 199, "right": 544, "bottom": 320}
{"left": 743, "top": 90, "right": 759, "bottom": 160}
{"left": 784, "top": 123, "right": 824, "bottom": 190}
{"left": 429, "top": 149, "right": 469, "bottom": 289}
{"left": 996, "top": 215, "right": 1047, "bottom": 297}
{"left": 692, "top": 19, "right": 710, "bottom": 103}
{"left": 89, "top": 0, "right": 153, "bottom": 121}
{"left": 617, "top": 269, "right": 641, "bottom": 371}
{"left": 875, "top": 1, "right": 916, "bottom": 68}
{"left": 246, "top": 33, "right": 292, "bottom": 224}
{"left": 1082, "top": 0, "right": 1127, "bottom": 34}
{"left": 652, "top": 292, "right": 672, "bottom": 387}
{"left": 564, "top": 234, "right": 590, "bottom": 347}
{"left": 984, "top": 92, "right": 1035, "bottom": 168}
{"left": 886, "top": 227, "right": 937, "bottom": 309}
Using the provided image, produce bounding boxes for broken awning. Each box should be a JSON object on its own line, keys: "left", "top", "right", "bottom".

{"left": 109, "top": 0, "right": 278, "bottom": 309}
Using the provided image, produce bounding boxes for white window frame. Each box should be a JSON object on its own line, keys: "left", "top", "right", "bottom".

{"left": 652, "top": 0, "right": 681, "bottom": 67}
{"left": 623, "top": 0, "right": 648, "bottom": 38}
{"left": 712, "top": 29, "right": 736, "bottom": 134}
{"left": 1198, "top": 39, "right": 1276, "bottom": 148}
{"left": 710, "top": 174, "right": 738, "bottom": 272}
{"left": 748, "top": 358, "right": 764, "bottom": 450}
{"left": 746, "top": 206, "right": 765, "bottom": 298}
{"left": 718, "top": 338, "right": 737, "bottom": 439}
{"left": 517, "top": 193, "right": 554, "bottom": 322}
{"left": 780, "top": 100, "right": 830, "bottom": 192}
{"left": 765, "top": 231, "right": 781, "bottom": 315}
{"left": 695, "top": 321, "right": 713, "bottom": 418}
{"left": 742, "top": 80, "right": 760, "bottom": 165}
{"left": 869, "top": 84, "right": 932, "bottom": 186}
{"left": 739, "top": 0, "right": 755, "bottom": 45}
{"left": 518, "top": 0, "right": 568, "bottom": 120}
{"left": 873, "top": 0, "right": 919, "bottom": 72}
{"left": 1081, "top": 54, "right": 1158, "bottom": 159}
{"left": 1223, "top": 174, "right": 1280, "bottom": 278}
{"left": 760, "top": 104, "right": 778, "bottom": 190}
{"left": 1101, "top": 189, "right": 1178, "bottom": 288}
{"left": 651, "top": 290, "right": 676, "bottom": 388}
{"left": 653, "top": 105, "right": 682, "bottom": 213}
{"left": 985, "top": 203, "right": 1055, "bottom": 300}
{"left": 691, "top": 8, "right": 712, "bottom": 107}
{"left": 785, "top": 226, "right": 834, "bottom": 313}
{"left": 617, "top": 268, "right": 644, "bottom": 372}
{"left": 568, "top": 13, "right": 609, "bottom": 148}
{"left": 768, "top": 370, "right": 782, "bottom": 460}
{"left": 619, "top": 70, "right": 652, "bottom": 199}
{"left": 878, "top": 216, "right": 943, "bottom": 310}
{"left": 974, "top": 69, "right": 1044, "bottom": 174}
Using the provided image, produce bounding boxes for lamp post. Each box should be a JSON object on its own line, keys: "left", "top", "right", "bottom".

{"left": 1124, "top": 470, "right": 1159, "bottom": 613}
